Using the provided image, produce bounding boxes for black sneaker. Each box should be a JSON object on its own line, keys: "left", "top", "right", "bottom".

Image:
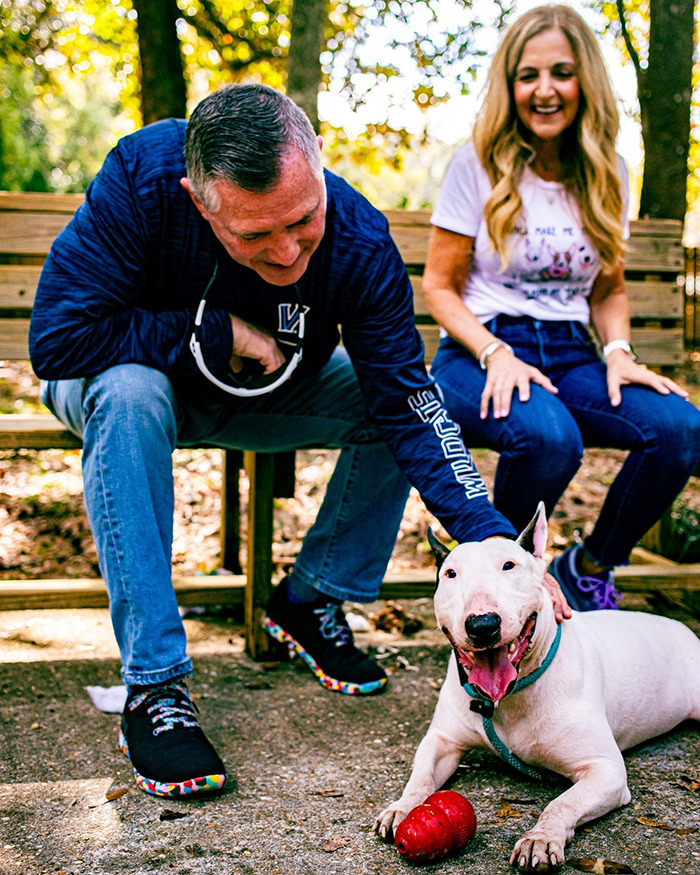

{"left": 119, "top": 680, "right": 228, "bottom": 797}
{"left": 261, "top": 581, "right": 387, "bottom": 695}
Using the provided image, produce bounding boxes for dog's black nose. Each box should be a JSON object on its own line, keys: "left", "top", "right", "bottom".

{"left": 465, "top": 612, "right": 501, "bottom": 646}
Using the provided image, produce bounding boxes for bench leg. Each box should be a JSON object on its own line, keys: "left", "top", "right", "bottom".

{"left": 221, "top": 449, "right": 243, "bottom": 574}
{"left": 244, "top": 451, "right": 277, "bottom": 659}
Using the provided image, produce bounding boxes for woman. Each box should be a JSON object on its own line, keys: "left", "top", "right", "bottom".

{"left": 425, "top": 4, "right": 700, "bottom": 611}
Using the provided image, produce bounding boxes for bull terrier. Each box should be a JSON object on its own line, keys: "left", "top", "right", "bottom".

{"left": 374, "top": 504, "right": 700, "bottom": 870}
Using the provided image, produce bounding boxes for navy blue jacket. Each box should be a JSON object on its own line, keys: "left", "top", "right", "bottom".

{"left": 29, "top": 119, "right": 515, "bottom": 543}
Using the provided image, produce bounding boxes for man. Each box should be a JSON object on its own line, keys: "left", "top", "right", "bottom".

{"left": 30, "top": 84, "right": 523, "bottom": 799}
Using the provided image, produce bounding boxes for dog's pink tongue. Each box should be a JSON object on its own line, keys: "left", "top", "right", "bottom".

{"left": 469, "top": 648, "right": 517, "bottom": 701}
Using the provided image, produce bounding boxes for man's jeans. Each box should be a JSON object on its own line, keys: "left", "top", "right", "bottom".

{"left": 431, "top": 316, "right": 700, "bottom": 567}
{"left": 41, "top": 348, "right": 411, "bottom": 687}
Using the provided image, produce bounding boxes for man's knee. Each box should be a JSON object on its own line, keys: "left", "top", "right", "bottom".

{"left": 83, "top": 364, "right": 178, "bottom": 434}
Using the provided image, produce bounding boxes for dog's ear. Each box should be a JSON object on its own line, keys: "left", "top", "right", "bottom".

{"left": 516, "top": 501, "right": 547, "bottom": 559}
{"left": 427, "top": 527, "right": 451, "bottom": 569}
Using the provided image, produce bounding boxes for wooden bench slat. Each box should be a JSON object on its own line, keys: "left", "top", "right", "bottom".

{"left": 0, "top": 414, "right": 82, "bottom": 450}
{"left": 625, "top": 280, "right": 682, "bottom": 318}
{"left": 0, "top": 191, "right": 84, "bottom": 212}
{"left": 630, "top": 326, "right": 685, "bottom": 365}
{"left": 0, "top": 214, "right": 73, "bottom": 257}
{"left": 0, "top": 320, "right": 30, "bottom": 359}
{"left": 1, "top": 560, "right": 697, "bottom": 612}
{"left": 0, "top": 265, "right": 41, "bottom": 308}
{"left": 624, "top": 235, "right": 685, "bottom": 271}
{"left": 0, "top": 575, "right": 246, "bottom": 611}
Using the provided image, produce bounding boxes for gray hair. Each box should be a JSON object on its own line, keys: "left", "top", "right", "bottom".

{"left": 184, "top": 83, "right": 323, "bottom": 212}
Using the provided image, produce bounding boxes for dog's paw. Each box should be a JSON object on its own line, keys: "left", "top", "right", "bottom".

{"left": 372, "top": 803, "right": 410, "bottom": 841}
{"left": 510, "top": 830, "right": 565, "bottom": 871}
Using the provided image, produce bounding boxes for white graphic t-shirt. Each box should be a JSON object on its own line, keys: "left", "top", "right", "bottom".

{"left": 431, "top": 141, "right": 629, "bottom": 324}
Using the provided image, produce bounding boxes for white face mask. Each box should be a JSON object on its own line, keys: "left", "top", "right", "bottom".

{"left": 189, "top": 261, "right": 305, "bottom": 397}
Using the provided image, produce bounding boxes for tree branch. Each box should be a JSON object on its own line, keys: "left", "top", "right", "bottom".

{"left": 179, "top": 0, "right": 281, "bottom": 71}
{"left": 615, "top": 0, "right": 642, "bottom": 82}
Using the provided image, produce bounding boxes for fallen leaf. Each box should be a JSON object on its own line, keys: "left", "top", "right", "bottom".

{"left": 370, "top": 602, "right": 423, "bottom": 635}
{"left": 567, "top": 858, "right": 635, "bottom": 874}
{"left": 636, "top": 816, "right": 674, "bottom": 830}
{"left": 310, "top": 789, "right": 344, "bottom": 798}
{"left": 672, "top": 773, "right": 700, "bottom": 793}
{"left": 244, "top": 679, "right": 272, "bottom": 690}
{"left": 321, "top": 835, "right": 353, "bottom": 852}
{"left": 496, "top": 801, "right": 522, "bottom": 820}
{"left": 88, "top": 788, "right": 128, "bottom": 807}
{"left": 159, "top": 809, "right": 190, "bottom": 821}
{"left": 635, "top": 816, "right": 696, "bottom": 833}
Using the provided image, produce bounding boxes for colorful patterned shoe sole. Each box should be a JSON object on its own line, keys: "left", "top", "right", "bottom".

{"left": 118, "top": 729, "right": 227, "bottom": 798}
{"left": 261, "top": 616, "right": 387, "bottom": 695}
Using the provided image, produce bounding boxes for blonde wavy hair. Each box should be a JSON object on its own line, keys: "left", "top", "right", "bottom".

{"left": 472, "top": 4, "right": 623, "bottom": 273}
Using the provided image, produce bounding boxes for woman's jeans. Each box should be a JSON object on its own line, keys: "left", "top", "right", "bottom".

{"left": 431, "top": 316, "right": 700, "bottom": 567}
{"left": 41, "top": 348, "right": 411, "bottom": 687}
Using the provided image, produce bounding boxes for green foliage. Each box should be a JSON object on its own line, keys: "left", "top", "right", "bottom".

{"left": 0, "top": 0, "right": 139, "bottom": 192}
{"left": 323, "top": 123, "right": 452, "bottom": 209}
{"left": 176, "top": 0, "right": 291, "bottom": 103}
{"left": 0, "top": 63, "right": 50, "bottom": 191}
{"left": 657, "top": 499, "right": 700, "bottom": 563}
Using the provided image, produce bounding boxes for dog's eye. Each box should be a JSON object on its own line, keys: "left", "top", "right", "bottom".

{"left": 502, "top": 561, "right": 516, "bottom": 571}
{"left": 444, "top": 568, "right": 457, "bottom": 579}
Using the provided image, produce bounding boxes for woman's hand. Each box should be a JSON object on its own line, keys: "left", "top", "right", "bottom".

{"left": 229, "top": 314, "right": 285, "bottom": 374}
{"left": 605, "top": 349, "right": 689, "bottom": 407}
{"left": 542, "top": 571, "right": 572, "bottom": 623}
{"left": 480, "top": 345, "right": 558, "bottom": 419}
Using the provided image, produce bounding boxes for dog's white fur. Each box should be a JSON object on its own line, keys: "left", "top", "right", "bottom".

{"left": 374, "top": 505, "right": 700, "bottom": 870}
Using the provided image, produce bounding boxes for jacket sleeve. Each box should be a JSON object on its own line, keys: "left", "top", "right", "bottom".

{"left": 342, "top": 242, "right": 516, "bottom": 544}
{"left": 29, "top": 142, "right": 232, "bottom": 381}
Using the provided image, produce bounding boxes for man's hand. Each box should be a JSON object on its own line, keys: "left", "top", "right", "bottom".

{"left": 229, "top": 314, "right": 285, "bottom": 374}
{"left": 543, "top": 571, "right": 572, "bottom": 623}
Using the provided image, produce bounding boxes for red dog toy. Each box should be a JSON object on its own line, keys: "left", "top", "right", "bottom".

{"left": 394, "top": 790, "right": 477, "bottom": 864}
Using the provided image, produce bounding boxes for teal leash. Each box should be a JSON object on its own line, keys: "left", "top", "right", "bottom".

{"left": 462, "top": 622, "right": 562, "bottom": 781}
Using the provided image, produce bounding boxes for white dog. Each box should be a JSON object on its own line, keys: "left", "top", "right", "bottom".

{"left": 375, "top": 504, "right": 700, "bottom": 870}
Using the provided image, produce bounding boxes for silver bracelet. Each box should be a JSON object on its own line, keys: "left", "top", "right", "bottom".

{"left": 478, "top": 340, "right": 514, "bottom": 370}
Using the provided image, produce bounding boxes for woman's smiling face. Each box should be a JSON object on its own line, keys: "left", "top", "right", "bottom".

{"left": 513, "top": 26, "right": 580, "bottom": 148}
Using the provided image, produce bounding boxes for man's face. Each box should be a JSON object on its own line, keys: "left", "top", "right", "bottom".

{"left": 183, "top": 147, "right": 326, "bottom": 286}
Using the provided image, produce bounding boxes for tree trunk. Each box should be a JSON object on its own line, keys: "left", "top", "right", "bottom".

{"left": 133, "top": 0, "right": 187, "bottom": 125}
{"left": 287, "top": 0, "right": 326, "bottom": 132}
{"left": 638, "top": 0, "right": 694, "bottom": 221}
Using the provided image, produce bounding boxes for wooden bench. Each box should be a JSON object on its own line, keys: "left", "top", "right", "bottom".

{"left": 0, "top": 191, "right": 692, "bottom": 657}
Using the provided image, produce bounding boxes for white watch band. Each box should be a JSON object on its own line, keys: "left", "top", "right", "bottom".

{"left": 602, "top": 339, "right": 636, "bottom": 361}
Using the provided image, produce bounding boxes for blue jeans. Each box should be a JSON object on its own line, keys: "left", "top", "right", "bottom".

{"left": 431, "top": 316, "right": 700, "bottom": 567}
{"left": 41, "top": 348, "right": 410, "bottom": 686}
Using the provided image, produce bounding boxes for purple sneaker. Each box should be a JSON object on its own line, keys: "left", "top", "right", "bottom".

{"left": 548, "top": 545, "right": 621, "bottom": 612}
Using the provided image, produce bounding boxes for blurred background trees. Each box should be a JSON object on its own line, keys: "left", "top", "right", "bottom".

{"left": 0, "top": 0, "right": 697, "bottom": 230}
